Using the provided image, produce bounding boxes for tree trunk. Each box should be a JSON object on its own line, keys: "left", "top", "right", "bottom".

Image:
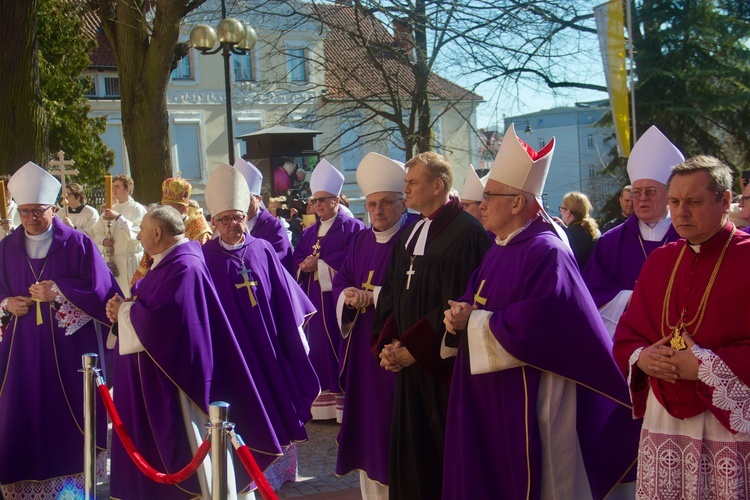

{"left": 0, "top": 0, "right": 48, "bottom": 174}
{"left": 413, "top": 0, "right": 432, "bottom": 154}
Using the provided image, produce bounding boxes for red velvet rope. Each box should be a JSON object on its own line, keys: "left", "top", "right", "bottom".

{"left": 97, "top": 383, "right": 211, "bottom": 484}
{"left": 235, "top": 444, "right": 278, "bottom": 500}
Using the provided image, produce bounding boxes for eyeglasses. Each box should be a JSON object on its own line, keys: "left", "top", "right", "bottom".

{"left": 632, "top": 188, "right": 664, "bottom": 199}
{"left": 365, "top": 199, "right": 400, "bottom": 212}
{"left": 309, "top": 196, "right": 335, "bottom": 205}
{"left": 461, "top": 201, "right": 480, "bottom": 209}
{"left": 215, "top": 215, "right": 245, "bottom": 226}
{"left": 482, "top": 192, "right": 518, "bottom": 203}
{"left": 559, "top": 206, "right": 570, "bottom": 212}
{"left": 19, "top": 206, "right": 53, "bottom": 218}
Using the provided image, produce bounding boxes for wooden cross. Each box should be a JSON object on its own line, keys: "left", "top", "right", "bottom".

{"left": 473, "top": 279, "right": 488, "bottom": 306}
{"left": 235, "top": 265, "right": 258, "bottom": 307}
{"left": 360, "top": 270, "right": 375, "bottom": 312}
{"left": 406, "top": 256, "right": 416, "bottom": 290}
{"left": 48, "top": 150, "right": 78, "bottom": 218}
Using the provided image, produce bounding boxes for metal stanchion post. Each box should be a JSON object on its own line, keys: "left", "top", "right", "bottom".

{"left": 81, "top": 353, "right": 100, "bottom": 500}
{"left": 209, "top": 402, "right": 230, "bottom": 500}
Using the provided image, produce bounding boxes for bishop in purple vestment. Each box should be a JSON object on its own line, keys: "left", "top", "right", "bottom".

{"left": 332, "top": 153, "right": 415, "bottom": 497}
{"left": 107, "top": 205, "right": 281, "bottom": 499}
{"left": 0, "top": 163, "right": 119, "bottom": 498}
{"left": 443, "top": 126, "right": 639, "bottom": 499}
{"left": 292, "top": 160, "right": 364, "bottom": 420}
{"left": 582, "top": 126, "right": 684, "bottom": 336}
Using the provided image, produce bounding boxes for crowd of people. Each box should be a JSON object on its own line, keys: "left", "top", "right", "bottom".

{"left": 1, "top": 121, "right": 749, "bottom": 500}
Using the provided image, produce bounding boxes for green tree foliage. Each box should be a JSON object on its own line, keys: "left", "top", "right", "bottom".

{"left": 633, "top": 0, "right": 750, "bottom": 173}
{"left": 38, "top": 0, "right": 113, "bottom": 186}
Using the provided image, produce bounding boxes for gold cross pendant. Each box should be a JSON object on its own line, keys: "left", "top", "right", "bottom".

{"left": 670, "top": 325, "right": 687, "bottom": 350}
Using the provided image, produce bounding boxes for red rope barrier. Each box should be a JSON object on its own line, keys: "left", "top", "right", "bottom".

{"left": 97, "top": 383, "right": 211, "bottom": 484}
{"left": 234, "top": 444, "right": 278, "bottom": 500}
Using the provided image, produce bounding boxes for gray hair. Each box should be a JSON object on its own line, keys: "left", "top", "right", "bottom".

{"left": 668, "top": 155, "right": 732, "bottom": 201}
{"left": 147, "top": 204, "right": 185, "bottom": 236}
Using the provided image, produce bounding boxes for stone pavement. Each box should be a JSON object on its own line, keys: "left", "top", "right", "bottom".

{"left": 96, "top": 419, "right": 361, "bottom": 499}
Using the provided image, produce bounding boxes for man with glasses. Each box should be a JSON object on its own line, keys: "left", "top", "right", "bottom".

{"left": 234, "top": 158, "right": 293, "bottom": 273}
{"left": 332, "top": 153, "right": 417, "bottom": 500}
{"left": 92, "top": 174, "right": 146, "bottom": 296}
{"left": 292, "top": 159, "right": 365, "bottom": 421}
{"left": 441, "top": 124, "right": 638, "bottom": 499}
{"left": 583, "top": 126, "right": 682, "bottom": 336}
{"left": 372, "top": 151, "right": 491, "bottom": 500}
{"left": 202, "top": 163, "right": 319, "bottom": 490}
{"left": 738, "top": 182, "right": 750, "bottom": 233}
{"left": 0, "top": 162, "right": 119, "bottom": 498}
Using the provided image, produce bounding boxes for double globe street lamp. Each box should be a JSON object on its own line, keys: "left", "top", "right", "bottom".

{"left": 190, "top": 14, "right": 257, "bottom": 165}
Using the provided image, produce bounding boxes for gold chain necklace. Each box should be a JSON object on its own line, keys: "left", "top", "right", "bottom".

{"left": 661, "top": 228, "right": 735, "bottom": 350}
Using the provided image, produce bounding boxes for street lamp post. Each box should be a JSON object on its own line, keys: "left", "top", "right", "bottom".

{"left": 189, "top": 3, "right": 257, "bottom": 165}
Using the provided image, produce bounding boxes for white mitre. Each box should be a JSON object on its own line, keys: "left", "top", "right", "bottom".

{"left": 233, "top": 158, "right": 263, "bottom": 196}
{"left": 205, "top": 163, "right": 251, "bottom": 215}
{"left": 488, "top": 123, "right": 555, "bottom": 200}
{"left": 627, "top": 125, "right": 684, "bottom": 185}
{"left": 9, "top": 161, "right": 61, "bottom": 205}
{"left": 356, "top": 152, "right": 406, "bottom": 196}
{"left": 461, "top": 165, "right": 484, "bottom": 202}
{"left": 310, "top": 159, "right": 344, "bottom": 196}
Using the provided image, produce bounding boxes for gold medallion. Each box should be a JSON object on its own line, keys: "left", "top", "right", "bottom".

{"left": 670, "top": 326, "right": 687, "bottom": 350}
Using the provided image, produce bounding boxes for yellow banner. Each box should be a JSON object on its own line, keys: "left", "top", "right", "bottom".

{"left": 594, "top": 0, "right": 631, "bottom": 157}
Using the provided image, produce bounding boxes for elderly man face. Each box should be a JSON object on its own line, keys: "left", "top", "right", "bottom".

{"left": 214, "top": 210, "right": 247, "bottom": 245}
{"left": 18, "top": 204, "right": 56, "bottom": 236}
{"left": 461, "top": 199, "right": 482, "bottom": 220}
{"left": 668, "top": 170, "right": 730, "bottom": 244}
{"left": 247, "top": 195, "right": 262, "bottom": 219}
{"left": 632, "top": 179, "right": 668, "bottom": 224}
{"left": 311, "top": 191, "right": 338, "bottom": 221}
{"left": 480, "top": 180, "right": 521, "bottom": 239}
{"left": 365, "top": 191, "right": 405, "bottom": 232}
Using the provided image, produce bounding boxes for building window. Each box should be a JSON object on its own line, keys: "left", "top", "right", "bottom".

{"left": 171, "top": 54, "right": 193, "bottom": 80}
{"left": 104, "top": 77, "right": 120, "bottom": 97}
{"left": 234, "top": 52, "right": 254, "bottom": 82}
{"left": 287, "top": 47, "right": 308, "bottom": 82}
{"left": 587, "top": 134, "right": 595, "bottom": 149}
{"left": 538, "top": 137, "right": 546, "bottom": 150}
{"left": 172, "top": 122, "right": 202, "bottom": 180}
{"left": 235, "top": 120, "right": 261, "bottom": 159}
{"left": 81, "top": 76, "right": 96, "bottom": 97}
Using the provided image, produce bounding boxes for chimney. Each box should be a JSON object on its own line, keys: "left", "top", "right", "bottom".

{"left": 335, "top": 0, "right": 352, "bottom": 5}
{"left": 393, "top": 18, "right": 414, "bottom": 52}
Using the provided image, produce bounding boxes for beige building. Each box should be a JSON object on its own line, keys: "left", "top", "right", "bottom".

{"left": 86, "top": 1, "right": 482, "bottom": 209}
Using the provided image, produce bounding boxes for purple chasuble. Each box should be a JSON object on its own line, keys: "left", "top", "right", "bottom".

{"left": 202, "top": 234, "right": 319, "bottom": 445}
{"left": 251, "top": 209, "right": 293, "bottom": 274}
{"left": 291, "top": 210, "right": 364, "bottom": 393}
{"left": 110, "top": 241, "right": 281, "bottom": 499}
{"left": 0, "top": 218, "right": 118, "bottom": 485}
{"left": 443, "top": 216, "right": 639, "bottom": 500}
{"left": 332, "top": 214, "right": 417, "bottom": 484}
{"left": 582, "top": 214, "right": 679, "bottom": 307}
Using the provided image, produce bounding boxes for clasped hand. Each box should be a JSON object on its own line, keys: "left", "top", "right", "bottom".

{"left": 106, "top": 293, "right": 128, "bottom": 323}
{"left": 637, "top": 335, "right": 700, "bottom": 383}
{"left": 379, "top": 341, "right": 416, "bottom": 372}
{"left": 343, "top": 287, "right": 372, "bottom": 310}
{"left": 299, "top": 255, "right": 318, "bottom": 273}
{"left": 443, "top": 300, "right": 476, "bottom": 334}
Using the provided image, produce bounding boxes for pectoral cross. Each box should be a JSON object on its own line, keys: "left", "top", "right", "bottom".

{"left": 235, "top": 265, "right": 258, "bottom": 307}
{"left": 473, "top": 279, "right": 487, "bottom": 306}
{"left": 33, "top": 281, "right": 43, "bottom": 325}
{"left": 360, "top": 270, "right": 375, "bottom": 313}
{"left": 311, "top": 238, "right": 321, "bottom": 281}
{"left": 406, "top": 256, "right": 416, "bottom": 290}
{"left": 670, "top": 324, "right": 687, "bottom": 350}
{"left": 48, "top": 150, "right": 78, "bottom": 218}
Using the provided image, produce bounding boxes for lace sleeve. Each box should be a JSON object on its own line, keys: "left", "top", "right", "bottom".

{"left": 0, "top": 297, "right": 10, "bottom": 341}
{"left": 51, "top": 283, "right": 92, "bottom": 336}
{"left": 694, "top": 345, "right": 750, "bottom": 434}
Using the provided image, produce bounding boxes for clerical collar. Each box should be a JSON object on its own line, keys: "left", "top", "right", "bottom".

{"left": 246, "top": 212, "right": 259, "bottom": 232}
{"left": 25, "top": 224, "right": 55, "bottom": 259}
{"left": 151, "top": 236, "right": 188, "bottom": 269}
{"left": 495, "top": 217, "right": 534, "bottom": 247}
{"left": 67, "top": 204, "right": 85, "bottom": 214}
{"left": 638, "top": 214, "right": 672, "bottom": 241}
{"left": 219, "top": 234, "right": 246, "bottom": 250}
{"left": 424, "top": 198, "right": 451, "bottom": 220}
{"left": 318, "top": 213, "right": 336, "bottom": 237}
{"left": 374, "top": 213, "right": 408, "bottom": 244}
